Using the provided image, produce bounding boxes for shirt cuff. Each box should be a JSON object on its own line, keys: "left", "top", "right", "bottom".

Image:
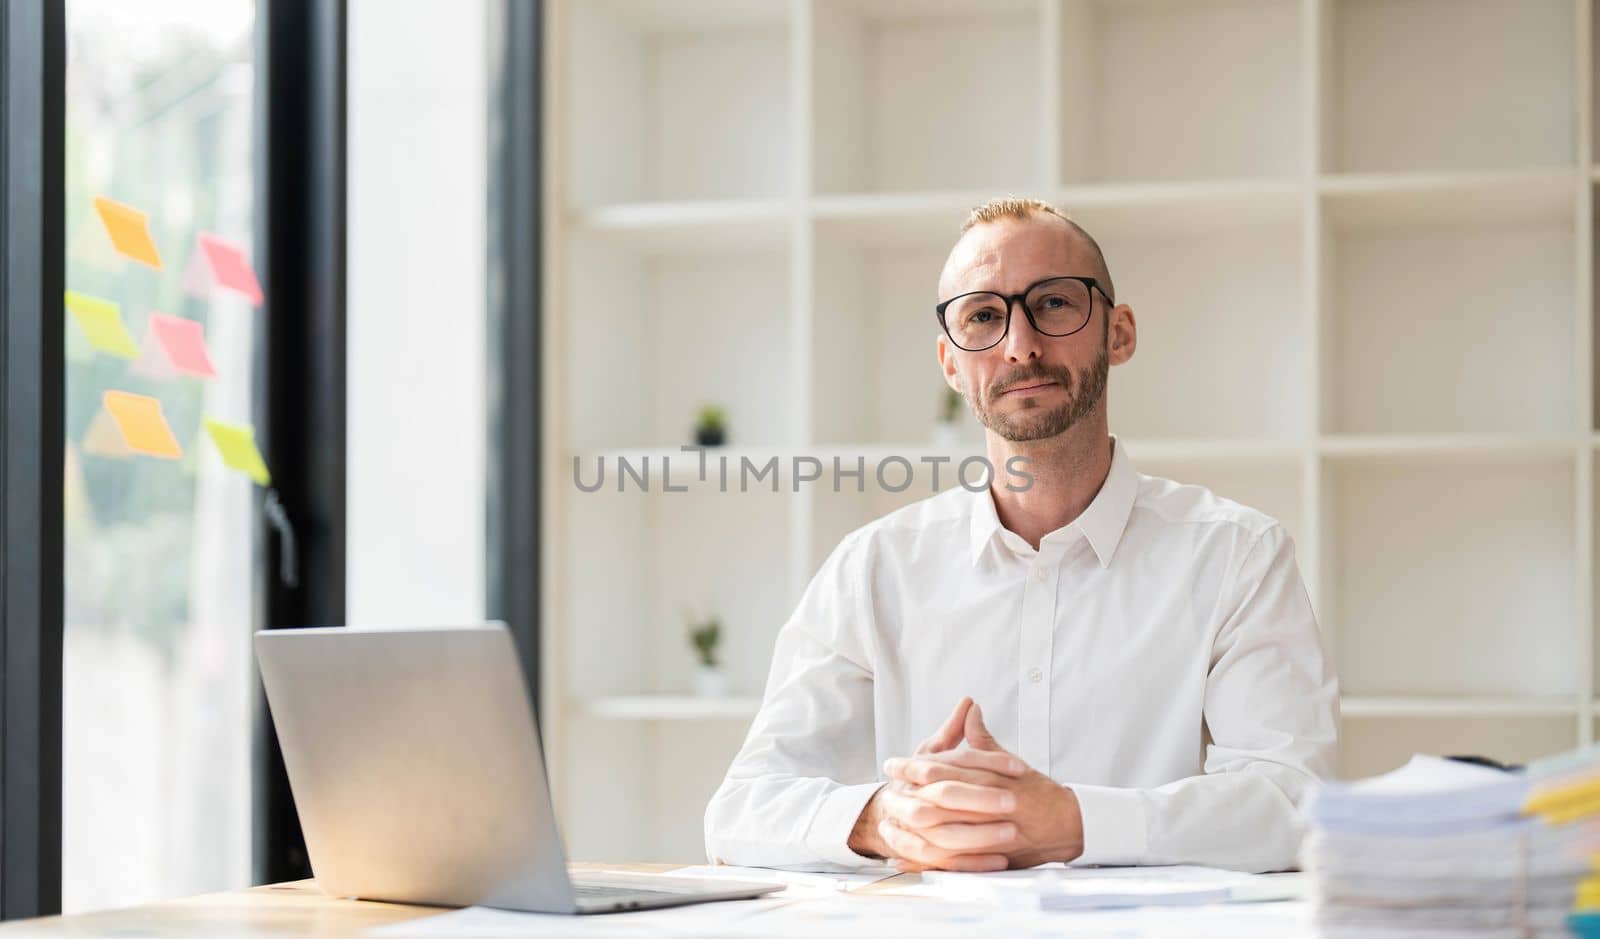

{"left": 803, "top": 782, "right": 887, "bottom": 868}
{"left": 1070, "top": 784, "right": 1149, "bottom": 866}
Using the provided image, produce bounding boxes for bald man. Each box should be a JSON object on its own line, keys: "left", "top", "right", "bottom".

{"left": 703, "top": 197, "right": 1338, "bottom": 874}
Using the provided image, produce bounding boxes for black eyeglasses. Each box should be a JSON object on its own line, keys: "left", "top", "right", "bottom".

{"left": 935, "top": 276, "right": 1113, "bottom": 352}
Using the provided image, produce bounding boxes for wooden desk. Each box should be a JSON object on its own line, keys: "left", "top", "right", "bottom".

{"left": 0, "top": 864, "right": 743, "bottom": 937}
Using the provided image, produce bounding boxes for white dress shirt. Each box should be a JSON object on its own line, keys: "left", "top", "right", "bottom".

{"left": 703, "top": 436, "right": 1339, "bottom": 873}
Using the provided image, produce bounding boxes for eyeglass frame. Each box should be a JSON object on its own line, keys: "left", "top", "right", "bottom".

{"left": 934, "top": 275, "right": 1115, "bottom": 352}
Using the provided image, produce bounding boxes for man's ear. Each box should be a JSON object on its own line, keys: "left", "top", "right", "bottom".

{"left": 1108, "top": 304, "right": 1137, "bottom": 366}
{"left": 937, "top": 332, "right": 961, "bottom": 388}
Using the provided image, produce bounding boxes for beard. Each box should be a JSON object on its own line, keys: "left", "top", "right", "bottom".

{"left": 967, "top": 337, "right": 1109, "bottom": 443}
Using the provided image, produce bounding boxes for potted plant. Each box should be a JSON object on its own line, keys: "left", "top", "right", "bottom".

{"left": 688, "top": 615, "right": 726, "bottom": 697}
{"left": 694, "top": 404, "right": 727, "bottom": 446}
{"left": 931, "top": 386, "right": 963, "bottom": 447}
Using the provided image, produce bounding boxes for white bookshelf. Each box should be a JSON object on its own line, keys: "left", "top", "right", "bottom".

{"left": 543, "top": 0, "right": 1599, "bottom": 862}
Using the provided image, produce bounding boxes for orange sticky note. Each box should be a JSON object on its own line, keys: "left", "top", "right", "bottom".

{"left": 101, "top": 391, "right": 182, "bottom": 459}
{"left": 81, "top": 408, "right": 133, "bottom": 459}
{"left": 147, "top": 313, "right": 216, "bottom": 378}
{"left": 93, "top": 196, "right": 163, "bottom": 270}
{"left": 196, "top": 233, "right": 263, "bottom": 306}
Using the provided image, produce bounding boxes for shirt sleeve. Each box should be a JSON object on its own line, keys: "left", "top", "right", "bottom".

{"left": 703, "top": 531, "right": 885, "bottom": 871}
{"left": 1069, "top": 522, "right": 1339, "bottom": 873}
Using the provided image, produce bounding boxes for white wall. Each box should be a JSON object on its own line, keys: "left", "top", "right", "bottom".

{"left": 347, "top": 0, "right": 487, "bottom": 626}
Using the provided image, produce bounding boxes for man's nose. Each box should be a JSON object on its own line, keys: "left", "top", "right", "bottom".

{"left": 1000, "top": 297, "right": 1044, "bottom": 364}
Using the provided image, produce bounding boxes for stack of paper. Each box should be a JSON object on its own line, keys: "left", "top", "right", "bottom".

{"left": 1303, "top": 753, "right": 1600, "bottom": 937}
{"left": 1527, "top": 748, "right": 1600, "bottom": 938}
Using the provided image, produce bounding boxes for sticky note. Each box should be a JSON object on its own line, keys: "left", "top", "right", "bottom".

{"left": 203, "top": 417, "right": 271, "bottom": 485}
{"left": 196, "top": 233, "right": 264, "bottom": 306}
{"left": 93, "top": 196, "right": 163, "bottom": 270}
{"left": 81, "top": 407, "right": 133, "bottom": 458}
{"left": 68, "top": 214, "right": 126, "bottom": 272}
{"left": 180, "top": 248, "right": 213, "bottom": 300}
{"left": 102, "top": 390, "right": 182, "bottom": 459}
{"left": 146, "top": 313, "right": 216, "bottom": 378}
{"left": 64, "top": 290, "right": 139, "bottom": 359}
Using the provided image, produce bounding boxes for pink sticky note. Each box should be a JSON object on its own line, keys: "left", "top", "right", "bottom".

{"left": 146, "top": 313, "right": 216, "bottom": 378}
{"left": 180, "top": 248, "right": 214, "bottom": 300}
{"left": 196, "top": 232, "right": 264, "bottom": 306}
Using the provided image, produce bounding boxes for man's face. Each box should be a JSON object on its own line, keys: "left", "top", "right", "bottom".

{"left": 936, "top": 217, "right": 1124, "bottom": 443}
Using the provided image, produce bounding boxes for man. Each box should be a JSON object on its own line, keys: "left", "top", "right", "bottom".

{"left": 703, "top": 197, "right": 1339, "bottom": 874}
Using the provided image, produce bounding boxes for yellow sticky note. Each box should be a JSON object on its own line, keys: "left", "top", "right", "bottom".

{"left": 102, "top": 391, "right": 182, "bottom": 459}
{"left": 203, "top": 417, "right": 271, "bottom": 486}
{"left": 64, "top": 290, "right": 139, "bottom": 359}
{"left": 93, "top": 196, "right": 163, "bottom": 270}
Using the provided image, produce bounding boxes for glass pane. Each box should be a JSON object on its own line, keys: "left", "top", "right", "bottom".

{"left": 347, "top": 0, "right": 487, "bottom": 625}
{"left": 63, "top": 1, "right": 259, "bottom": 913}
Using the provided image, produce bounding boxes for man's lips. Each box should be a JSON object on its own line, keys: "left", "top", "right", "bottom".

{"left": 998, "top": 381, "right": 1059, "bottom": 397}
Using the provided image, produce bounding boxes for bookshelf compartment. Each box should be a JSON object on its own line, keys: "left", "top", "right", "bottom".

{"left": 1058, "top": 0, "right": 1303, "bottom": 183}
{"left": 1329, "top": 0, "right": 1574, "bottom": 173}
{"left": 566, "top": 237, "right": 795, "bottom": 450}
{"left": 1331, "top": 457, "right": 1576, "bottom": 698}
{"left": 565, "top": 1, "right": 791, "bottom": 206}
{"left": 1327, "top": 213, "right": 1575, "bottom": 435}
{"left": 566, "top": 483, "right": 793, "bottom": 700}
{"left": 811, "top": 0, "right": 1047, "bottom": 194}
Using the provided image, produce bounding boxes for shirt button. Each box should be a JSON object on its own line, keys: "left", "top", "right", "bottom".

{"left": 1028, "top": 667, "right": 1043, "bottom": 683}
{"left": 1033, "top": 568, "right": 1048, "bottom": 583}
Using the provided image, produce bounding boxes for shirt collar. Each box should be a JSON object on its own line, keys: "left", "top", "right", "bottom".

{"left": 967, "top": 435, "right": 1139, "bottom": 569}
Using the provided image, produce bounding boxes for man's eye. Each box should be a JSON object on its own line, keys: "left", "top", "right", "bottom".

{"left": 966, "top": 309, "right": 1000, "bottom": 324}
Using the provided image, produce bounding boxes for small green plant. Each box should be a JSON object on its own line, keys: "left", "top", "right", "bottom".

{"left": 940, "top": 386, "right": 963, "bottom": 423}
{"left": 689, "top": 616, "right": 721, "bottom": 668}
{"left": 695, "top": 404, "right": 728, "bottom": 446}
{"left": 696, "top": 404, "right": 726, "bottom": 431}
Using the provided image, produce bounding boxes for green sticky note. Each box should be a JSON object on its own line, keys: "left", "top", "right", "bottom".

{"left": 64, "top": 290, "right": 139, "bottom": 359}
{"left": 203, "top": 417, "right": 271, "bottom": 486}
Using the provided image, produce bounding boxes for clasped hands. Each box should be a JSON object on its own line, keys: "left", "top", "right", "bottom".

{"left": 848, "top": 696, "right": 1085, "bottom": 872}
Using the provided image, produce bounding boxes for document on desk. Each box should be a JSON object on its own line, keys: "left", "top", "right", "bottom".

{"left": 366, "top": 897, "right": 792, "bottom": 939}
{"left": 881, "top": 864, "right": 1306, "bottom": 910}
{"left": 663, "top": 863, "right": 897, "bottom": 894}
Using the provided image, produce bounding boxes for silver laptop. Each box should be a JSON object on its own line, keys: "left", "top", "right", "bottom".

{"left": 254, "top": 623, "right": 782, "bottom": 914}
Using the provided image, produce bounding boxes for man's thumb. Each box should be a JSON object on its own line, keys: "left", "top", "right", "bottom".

{"left": 965, "top": 701, "right": 1000, "bottom": 750}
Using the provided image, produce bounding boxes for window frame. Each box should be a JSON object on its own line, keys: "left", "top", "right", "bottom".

{"left": 0, "top": 0, "right": 66, "bottom": 919}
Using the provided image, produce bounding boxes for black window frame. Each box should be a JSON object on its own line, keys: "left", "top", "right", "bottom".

{"left": 0, "top": 0, "right": 66, "bottom": 919}
{"left": 487, "top": 0, "right": 544, "bottom": 706}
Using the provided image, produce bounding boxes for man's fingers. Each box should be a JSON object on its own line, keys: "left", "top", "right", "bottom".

{"left": 926, "top": 747, "right": 1026, "bottom": 776}
{"left": 916, "top": 697, "right": 973, "bottom": 755}
{"left": 916, "top": 780, "right": 1018, "bottom": 814}
{"left": 891, "top": 854, "right": 1008, "bottom": 874}
{"left": 963, "top": 701, "right": 1002, "bottom": 751}
{"left": 917, "top": 820, "right": 1017, "bottom": 852}
{"left": 885, "top": 753, "right": 1023, "bottom": 787}
{"left": 878, "top": 819, "right": 941, "bottom": 867}
{"left": 877, "top": 819, "right": 1009, "bottom": 872}
{"left": 880, "top": 786, "right": 992, "bottom": 828}
{"left": 928, "top": 853, "right": 1010, "bottom": 873}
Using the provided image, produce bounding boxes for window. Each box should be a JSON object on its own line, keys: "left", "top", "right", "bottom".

{"left": 63, "top": 0, "right": 259, "bottom": 911}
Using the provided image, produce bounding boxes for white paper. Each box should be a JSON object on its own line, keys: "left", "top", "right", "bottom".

{"left": 881, "top": 864, "right": 1305, "bottom": 908}
{"left": 662, "top": 863, "right": 896, "bottom": 894}
{"left": 366, "top": 897, "right": 791, "bottom": 939}
{"left": 736, "top": 894, "right": 1314, "bottom": 938}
